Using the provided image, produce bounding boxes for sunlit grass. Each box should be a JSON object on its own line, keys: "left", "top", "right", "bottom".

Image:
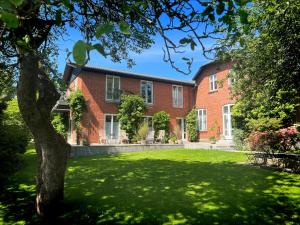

{"left": 1, "top": 149, "right": 300, "bottom": 225}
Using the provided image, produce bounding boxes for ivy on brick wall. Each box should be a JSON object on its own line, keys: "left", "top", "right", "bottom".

{"left": 67, "top": 90, "right": 87, "bottom": 132}
{"left": 186, "top": 108, "right": 198, "bottom": 142}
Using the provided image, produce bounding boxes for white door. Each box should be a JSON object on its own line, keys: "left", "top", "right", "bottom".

{"left": 223, "top": 105, "right": 234, "bottom": 139}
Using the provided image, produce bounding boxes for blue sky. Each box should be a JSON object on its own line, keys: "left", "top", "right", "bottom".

{"left": 56, "top": 27, "right": 213, "bottom": 81}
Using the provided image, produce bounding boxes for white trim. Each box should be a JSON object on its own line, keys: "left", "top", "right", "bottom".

{"left": 172, "top": 85, "right": 184, "bottom": 108}
{"left": 105, "top": 75, "right": 121, "bottom": 102}
{"left": 140, "top": 80, "right": 153, "bottom": 105}
{"left": 197, "top": 108, "right": 207, "bottom": 131}
{"left": 222, "top": 104, "right": 234, "bottom": 139}
{"left": 209, "top": 74, "right": 217, "bottom": 91}
{"left": 104, "top": 113, "right": 120, "bottom": 140}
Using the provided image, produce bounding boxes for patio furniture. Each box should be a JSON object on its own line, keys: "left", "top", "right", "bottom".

{"left": 146, "top": 130, "right": 155, "bottom": 144}
{"left": 156, "top": 130, "right": 165, "bottom": 143}
{"left": 119, "top": 130, "right": 129, "bottom": 144}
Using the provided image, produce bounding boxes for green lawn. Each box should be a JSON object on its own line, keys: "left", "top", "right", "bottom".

{"left": 1, "top": 149, "right": 300, "bottom": 225}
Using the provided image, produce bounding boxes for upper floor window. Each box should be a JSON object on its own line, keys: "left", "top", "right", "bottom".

{"left": 197, "top": 109, "right": 207, "bottom": 131}
{"left": 209, "top": 74, "right": 217, "bottom": 91}
{"left": 172, "top": 85, "right": 183, "bottom": 108}
{"left": 106, "top": 75, "right": 120, "bottom": 101}
{"left": 141, "top": 80, "right": 153, "bottom": 104}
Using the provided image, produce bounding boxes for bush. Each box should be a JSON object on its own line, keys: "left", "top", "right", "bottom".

{"left": 118, "top": 94, "right": 146, "bottom": 142}
{"left": 233, "top": 129, "right": 248, "bottom": 151}
{"left": 0, "top": 100, "right": 29, "bottom": 186}
{"left": 248, "top": 126, "right": 300, "bottom": 154}
{"left": 247, "top": 117, "right": 282, "bottom": 132}
{"left": 186, "top": 109, "right": 198, "bottom": 142}
{"left": 153, "top": 111, "right": 170, "bottom": 136}
{"left": 51, "top": 113, "right": 68, "bottom": 138}
{"left": 68, "top": 90, "right": 87, "bottom": 130}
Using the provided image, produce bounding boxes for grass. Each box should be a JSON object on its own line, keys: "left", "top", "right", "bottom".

{"left": 1, "top": 149, "right": 300, "bottom": 225}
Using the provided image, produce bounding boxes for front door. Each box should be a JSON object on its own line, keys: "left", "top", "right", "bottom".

{"left": 223, "top": 105, "right": 234, "bottom": 139}
{"left": 176, "top": 118, "right": 187, "bottom": 140}
{"left": 105, "top": 115, "right": 119, "bottom": 142}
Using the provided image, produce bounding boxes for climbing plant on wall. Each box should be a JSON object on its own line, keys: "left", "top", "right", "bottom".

{"left": 186, "top": 108, "right": 198, "bottom": 142}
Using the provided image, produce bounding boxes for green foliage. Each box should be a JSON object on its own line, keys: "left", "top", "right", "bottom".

{"left": 0, "top": 99, "right": 28, "bottom": 186}
{"left": 225, "top": 0, "right": 300, "bottom": 133}
{"left": 186, "top": 108, "right": 198, "bottom": 142}
{"left": 51, "top": 113, "right": 68, "bottom": 138}
{"left": 137, "top": 122, "right": 149, "bottom": 141}
{"left": 247, "top": 117, "right": 282, "bottom": 132}
{"left": 153, "top": 111, "right": 170, "bottom": 136}
{"left": 169, "top": 134, "right": 177, "bottom": 143}
{"left": 232, "top": 128, "right": 248, "bottom": 151}
{"left": 117, "top": 94, "right": 146, "bottom": 142}
{"left": 67, "top": 90, "right": 87, "bottom": 132}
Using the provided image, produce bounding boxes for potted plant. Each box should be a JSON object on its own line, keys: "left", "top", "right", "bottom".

{"left": 209, "top": 136, "right": 217, "bottom": 144}
{"left": 169, "top": 134, "right": 177, "bottom": 144}
{"left": 137, "top": 122, "right": 148, "bottom": 145}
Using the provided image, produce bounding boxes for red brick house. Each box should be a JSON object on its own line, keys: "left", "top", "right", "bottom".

{"left": 61, "top": 61, "right": 235, "bottom": 144}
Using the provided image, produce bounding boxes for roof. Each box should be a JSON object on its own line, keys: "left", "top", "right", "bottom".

{"left": 64, "top": 63, "right": 195, "bottom": 86}
{"left": 192, "top": 60, "right": 221, "bottom": 80}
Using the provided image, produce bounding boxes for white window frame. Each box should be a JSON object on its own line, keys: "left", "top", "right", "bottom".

{"left": 197, "top": 109, "right": 207, "bottom": 131}
{"left": 209, "top": 74, "right": 217, "bottom": 91}
{"left": 172, "top": 85, "right": 184, "bottom": 108}
{"left": 104, "top": 114, "right": 120, "bottom": 140}
{"left": 105, "top": 75, "right": 121, "bottom": 102}
{"left": 140, "top": 80, "right": 153, "bottom": 105}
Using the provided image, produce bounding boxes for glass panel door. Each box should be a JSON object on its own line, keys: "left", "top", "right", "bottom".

{"left": 223, "top": 105, "right": 233, "bottom": 139}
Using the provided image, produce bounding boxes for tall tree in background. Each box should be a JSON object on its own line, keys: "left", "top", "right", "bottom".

{"left": 222, "top": 0, "right": 300, "bottom": 131}
{"left": 0, "top": 0, "right": 249, "bottom": 219}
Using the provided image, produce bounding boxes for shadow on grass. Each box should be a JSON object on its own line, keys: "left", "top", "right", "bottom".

{"left": 1, "top": 151, "right": 300, "bottom": 225}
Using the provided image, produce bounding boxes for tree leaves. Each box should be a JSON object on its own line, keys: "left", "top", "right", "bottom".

{"left": 238, "top": 9, "right": 249, "bottom": 24}
{"left": 119, "top": 21, "right": 130, "bottom": 35}
{"left": 73, "top": 40, "right": 86, "bottom": 65}
{"left": 0, "top": 12, "right": 18, "bottom": 28}
{"left": 95, "top": 23, "right": 114, "bottom": 38}
{"left": 93, "top": 44, "right": 107, "bottom": 57}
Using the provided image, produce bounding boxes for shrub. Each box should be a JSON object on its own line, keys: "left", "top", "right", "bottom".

{"left": 0, "top": 100, "right": 29, "bottom": 186}
{"left": 153, "top": 111, "right": 170, "bottom": 136}
{"left": 51, "top": 113, "right": 68, "bottom": 138}
{"left": 233, "top": 129, "right": 248, "bottom": 151}
{"left": 186, "top": 109, "right": 198, "bottom": 142}
{"left": 68, "top": 90, "right": 87, "bottom": 131}
{"left": 248, "top": 126, "right": 300, "bottom": 154}
{"left": 247, "top": 117, "right": 282, "bottom": 132}
{"left": 118, "top": 94, "right": 146, "bottom": 142}
{"left": 137, "top": 122, "right": 149, "bottom": 140}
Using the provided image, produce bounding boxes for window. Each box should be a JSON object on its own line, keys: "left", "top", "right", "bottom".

{"left": 209, "top": 74, "right": 217, "bottom": 91}
{"left": 141, "top": 80, "right": 153, "bottom": 104}
{"left": 105, "top": 114, "right": 119, "bottom": 139}
{"left": 197, "top": 109, "right": 207, "bottom": 131}
{"left": 172, "top": 85, "right": 183, "bottom": 108}
{"left": 143, "top": 116, "right": 154, "bottom": 131}
{"left": 106, "top": 75, "right": 120, "bottom": 101}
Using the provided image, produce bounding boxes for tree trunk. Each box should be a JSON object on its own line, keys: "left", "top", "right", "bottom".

{"left": 17, "top": 50, "right": 70, "bottom": 221}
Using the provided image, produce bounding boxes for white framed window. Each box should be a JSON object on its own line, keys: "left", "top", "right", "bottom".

{"left": 141, "top": 80, "right": 153, "bottom": 104}
{"left": 209, "top": 74, "right": 217, "bottom": 91}
{"left": 172, "top": 85, "right": 183, "bottom": 108}
{"left": 106, "top": 75, "right": 120, "bottom": 101}
{"left": 105, "top": 114, "right": 119, "bottom": 139}
{"left": 143, "top": 116, "right": 154, "bottom": 131}
{"left": 197, "top": 109, "right": 207, "bottom": 131}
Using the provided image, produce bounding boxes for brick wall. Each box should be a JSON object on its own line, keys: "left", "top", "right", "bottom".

{"left": 194, "top": 62, "right": 235, "bottom": 140}
{"left": 74, "top": 71, "right": 194, "bottom": 144}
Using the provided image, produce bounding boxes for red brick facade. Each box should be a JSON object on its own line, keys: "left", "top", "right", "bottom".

{"left": 65, "top": 62, "right": 235, "bottom": 144}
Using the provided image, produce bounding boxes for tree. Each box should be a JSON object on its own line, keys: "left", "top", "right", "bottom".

{"left": 0, "top": 0, "right": 249, "bottom": 219}
{"left": 221, "top": 0, "right": 300, "bottom": 132}
{"left": 118, "top": 94, "right": 146, "bottom": 142}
